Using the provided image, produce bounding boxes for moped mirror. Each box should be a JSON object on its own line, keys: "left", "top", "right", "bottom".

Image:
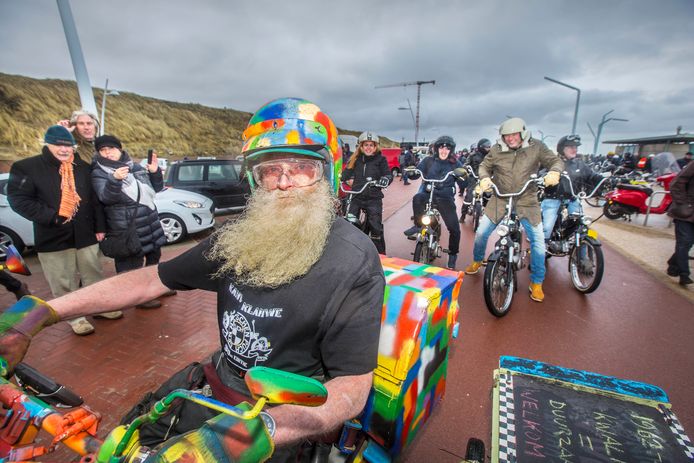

{"left": 0, "top": 245, "right": 31, "bottom": 276}
{"left": 245, "top": 367, "right": 328, "bottom": 407}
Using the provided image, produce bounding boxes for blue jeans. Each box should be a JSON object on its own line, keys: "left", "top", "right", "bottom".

{"left": 541, "top": 198, "right": 581, "bottom": 240}
{"left": 473, "top": 215, "right": 547, "bottom": 284}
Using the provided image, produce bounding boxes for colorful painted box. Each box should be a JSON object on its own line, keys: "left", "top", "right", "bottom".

{"left": 358, "top": 256, "right": 463, "bottom": 460}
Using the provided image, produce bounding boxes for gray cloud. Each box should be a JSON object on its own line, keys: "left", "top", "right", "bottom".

{"left": 1, "top": 0, "right": 693, "bottom": 152}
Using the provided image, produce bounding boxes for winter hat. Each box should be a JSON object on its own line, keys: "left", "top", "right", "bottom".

{"left": 44, "top": 125, "right": 75, "bottom": 146}
{"left": 95, "top": 134, "right": 122, "bottom": 152}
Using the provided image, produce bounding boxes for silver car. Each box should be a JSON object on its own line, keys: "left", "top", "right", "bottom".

{"left": 0, "top": 173, "right": 215, "bottom": 258}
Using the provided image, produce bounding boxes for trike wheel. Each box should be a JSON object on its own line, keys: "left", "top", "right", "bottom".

{"left": 465, "top": 437, "right": 486, "bottom": 462}
{"left": 569, "top": 240, "right": 604, "bottom": 293}
{"left": 413, "top": 241, "right": 430, "bottom": 264}
{"left": 483, "top": 256, "right": 515, "bottom": 317}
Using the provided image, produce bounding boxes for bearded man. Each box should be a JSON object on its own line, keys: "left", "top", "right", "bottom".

{"left": 0, "top": 98, "right": 384, "bottom": 462}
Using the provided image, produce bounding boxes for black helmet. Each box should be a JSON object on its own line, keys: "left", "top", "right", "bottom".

{"left": 556, "top": 134, "right": 581, "bottom": 155}
{"left": 477, "top": 138, "right": 491, "bottom": 153}
{"left": 434, "top": 135, "right": 456, "bottom": 154}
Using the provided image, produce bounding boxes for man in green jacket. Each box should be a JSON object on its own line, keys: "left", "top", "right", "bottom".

{"left": 464, "top": 117, "right": 563, "bottom": 302}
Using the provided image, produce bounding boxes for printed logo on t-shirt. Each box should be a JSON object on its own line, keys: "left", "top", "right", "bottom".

{"left": 221, "top": 282, "right": 279, "bottom": 372}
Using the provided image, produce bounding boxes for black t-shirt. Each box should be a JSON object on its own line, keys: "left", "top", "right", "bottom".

{"left": 158, "top": 217, "right": 384, "bottom": 393}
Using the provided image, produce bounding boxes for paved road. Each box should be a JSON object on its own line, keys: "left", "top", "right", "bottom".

{"left": 1, "top": 178, "right": 691, "bottom": 462}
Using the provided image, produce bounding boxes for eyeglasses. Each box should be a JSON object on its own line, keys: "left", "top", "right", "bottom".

{"left": 252, "top": 158, "right": 323, "bottom": 189}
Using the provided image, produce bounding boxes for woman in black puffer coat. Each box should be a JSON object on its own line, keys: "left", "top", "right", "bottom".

{"left": 91, "top": 135, "right": 167, "bottom": 276}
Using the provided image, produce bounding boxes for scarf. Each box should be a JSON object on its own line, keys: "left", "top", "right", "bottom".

{"left": 95, "top": 151, "right": 157, "bottom": 210}
{"left": 58, "top": 153, "right": 81, "bottom": 221}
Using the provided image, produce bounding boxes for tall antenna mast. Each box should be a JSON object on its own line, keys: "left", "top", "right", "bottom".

{"left": 375, "top": 80, "right": 435, "bottom": 144}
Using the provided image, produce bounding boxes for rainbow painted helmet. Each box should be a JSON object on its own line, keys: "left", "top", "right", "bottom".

{"left": 242, "top": 97, "right": 341, "bottom": 193}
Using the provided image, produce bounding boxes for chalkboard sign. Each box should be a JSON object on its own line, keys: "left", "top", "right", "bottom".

{"left": 494, "top": 370, "right": 694, "bottom": 463}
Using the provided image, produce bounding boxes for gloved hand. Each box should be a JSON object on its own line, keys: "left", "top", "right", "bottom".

{"left": 0, "top": 296, "right": 60, "bottom": 373}
{"left": 377, "top": 176, "right": 390, "bottom": 188}
{"left": 453, "top": 167, "right": 468, "bottom": 178}
{"left": 543, "top": 171, "right": 561, "bottom": 187}
{"left": 479, "top": 177, "right": 493, "bottom": 192}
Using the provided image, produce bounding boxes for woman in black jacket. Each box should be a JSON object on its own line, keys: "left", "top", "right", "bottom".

{"left": 341, "top": 131, "right": 392, "bottom": 254}
{"left": 91, "top": 135, "right": 168, "bottom": 306}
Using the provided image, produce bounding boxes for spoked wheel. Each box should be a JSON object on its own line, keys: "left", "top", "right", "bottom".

{"left": 413, "top": 241, "right": 430, "bottom": 264}
{"left": 472, "top": 203, "right": 482, "bottom": 232}
{"left": 483, "top": 255, "right": 515, "bottom": 317}
{"left": 569, "top": 240, "right": 604, "bottom": 293}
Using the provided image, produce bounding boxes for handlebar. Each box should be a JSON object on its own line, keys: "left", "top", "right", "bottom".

{"left": 339, "top": 179, "right": 384, "bottom": 195}
{"left": 404, "top": 168, "right": 459, "bottom": 184}
{"left": 561, "top": 174, "right": 610, "bottom": 200}
{"left": 488, "top": 176, "right": 543, "bottom": 198}
{"left": 465, "top": 165, "right": 479, "bottom": 180}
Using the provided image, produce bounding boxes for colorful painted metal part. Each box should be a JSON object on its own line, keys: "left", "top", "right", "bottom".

{"left": 245, "top": 366, "right": 328, "bottom": 406}
{"left": 0, "top": 245, "right": 31, "bottom": 275}
{"left": 358, "top": 256, "right": 463, "bottom": 459}
{"left": 142, "top": 402, "right": 273, "bottom": 463}
{"left": 499, "top": 355, "right": 669, "bottom": 403}
{"left": 0, "top": 296, "right": 59, "bottom": 338}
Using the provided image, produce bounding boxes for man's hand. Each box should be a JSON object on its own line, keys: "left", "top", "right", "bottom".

{"left": 543, "top": 171, "right": 561, "bottom": 186}
{"left": 96, "top": 232, "right": 105, "bottom": 241}
{"left": 479, "top": 177, "right": 493, "bottom": 192}
{"left": 57, "top": 119, "right": 75, "bottom": 132}
{"left": 0, "top": 297, "right": 60, "bottom": 372}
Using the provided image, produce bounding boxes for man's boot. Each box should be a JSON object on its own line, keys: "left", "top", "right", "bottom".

{"left": 529, "top": 283, "right": 544, "bottom": 302}
{"left": 68, "top": 317, "right": 95, "bottom": 336}
{"left": 12, "top": 282, "right": 30, "bottom": 300}
{"left": 447, "top": 254, "right": 457, "bottom": 270}
{"left": 465, "top": 261, "right": 482, "bottom": 274}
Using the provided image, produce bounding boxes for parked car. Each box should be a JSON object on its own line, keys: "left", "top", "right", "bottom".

{"left": 381, "top": 147, "right": 403, "bottom": 177}
{"left": 0, "top": 173, "right": 33, "bottom": 259}
{"left": 0, "top": 173, "right": 215, "bottom": 256}
{"left": 164, "top": 159, "right": 250, "bottom": 212}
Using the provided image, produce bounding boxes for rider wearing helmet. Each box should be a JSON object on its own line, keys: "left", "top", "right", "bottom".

{"left": 0, "top": 97, "right": 385, "bottom": 460}
{"left": 342, "top": 131, "right": 392, "bottom": 254}
{"left": 541, "top": 135, "right": 604, "bottom": 246}
{"left": 460, "top": 138, "right": 492, "bottom": 222}
{"left": 404, "top": 135, "right": 464, "bottom": 269}
{"left": 464, "top": 117, "right": 563, "bottom": 303}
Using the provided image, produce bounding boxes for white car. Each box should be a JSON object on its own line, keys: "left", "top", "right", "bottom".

{"left": 0, "top": 173, "right": 215, "bottom": 258}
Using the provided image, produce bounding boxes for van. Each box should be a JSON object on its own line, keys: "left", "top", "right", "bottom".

{"left": 380, "top": 148, "right": 403, "bottom": 177}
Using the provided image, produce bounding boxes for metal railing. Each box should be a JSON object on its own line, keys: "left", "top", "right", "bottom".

{"left": 643, "top": 190, "right": 671, "bottom": 227}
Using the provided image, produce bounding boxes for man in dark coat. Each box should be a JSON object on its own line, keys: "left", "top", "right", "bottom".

{"left": 667, "top": 160, "right": 694, "bottom": 286}
{"left": 7, "top": 125, "right": 121, "bottom": 335}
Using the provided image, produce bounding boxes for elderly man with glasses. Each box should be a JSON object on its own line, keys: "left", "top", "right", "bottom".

{"left": 0, "top": 98, "right": 384, "bottom": 462}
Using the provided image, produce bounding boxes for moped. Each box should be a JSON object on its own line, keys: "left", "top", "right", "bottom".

{"left": 603, "top": 173, "right": 676, "bottom": 220}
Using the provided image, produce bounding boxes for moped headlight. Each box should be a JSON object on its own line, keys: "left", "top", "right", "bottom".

{"left": 581, "top": 216, "right": 593, "bottom": 226}
{"left": 421, "top": 215, "right": 432, "bottom": 226}
{"left": 497, "top": 224, "right": 510, "bottom": 237}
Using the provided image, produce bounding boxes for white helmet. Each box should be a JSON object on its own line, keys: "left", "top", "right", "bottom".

{"left": 498, "top": 117, "right": 530, "bottom": 150}
{"left": 358, "top": 131, "right": 379, "bottom": 145}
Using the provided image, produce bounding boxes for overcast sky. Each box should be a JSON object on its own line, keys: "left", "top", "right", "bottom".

{"left": 2, "top": 0, "right": 693, "bottom": 152}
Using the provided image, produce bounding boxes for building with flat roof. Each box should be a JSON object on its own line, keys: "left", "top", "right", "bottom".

{"left": 603, "top": 128, "right": 694, "bottom": 158}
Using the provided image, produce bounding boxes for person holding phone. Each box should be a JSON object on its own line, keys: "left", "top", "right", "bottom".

{"left": 91, "top": 135, "right": 169, "bottom": 308}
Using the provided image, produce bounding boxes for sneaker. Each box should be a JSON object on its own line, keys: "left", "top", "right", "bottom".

{"left": 136, "top": 299, "right": 162, "bottom": 309}
{"left": 94, "top": 310, "right": 123, "bottom": 320}
{"left": 161, "top": 289, "right": 178, "bottom": 297}
{"left": 680, "top": 276, "right": 693, "bottom": 286}
{"left": 529, "top": 283, "right": 544, "bottom": 302}
{"left": 68, "top": 317, "right": 95, "bottom": 336}
{"left": 447, "top": 254, "right": 457, "bottom": 270}
{"left": 403, "top": 226, "right": 420, "bottom": 237}
{"left": 465, "top": 261, "right": 482, "bottom": 274}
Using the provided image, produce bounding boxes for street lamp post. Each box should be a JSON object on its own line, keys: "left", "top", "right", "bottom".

{"left": 99, "top": 78, "right": 119, "bottom": 136}
{"left": 544, "top": 76, "right": 581, "bottom": 135}
{"left": 587, "top": 110, "right": 628, "bottom": 155}
{"left": 398, "top": 98, "right": 416, "bottom": 144}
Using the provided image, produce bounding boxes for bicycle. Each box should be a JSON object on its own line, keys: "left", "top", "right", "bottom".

{"left": 545, "top": 175, "right": 609, "bottom": 293}
{"left": 404, "top": 167, "right": 465, "bottom": 264}
{"left": 482, "top": 176, "right": 544, "bottom": 317}
{"left": 0, "top": 357, "right": 327, "bottom": 462}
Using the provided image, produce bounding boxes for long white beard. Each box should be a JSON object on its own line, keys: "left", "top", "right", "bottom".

{"left": 207, "top": 181, "right": 337, "bottom": 288}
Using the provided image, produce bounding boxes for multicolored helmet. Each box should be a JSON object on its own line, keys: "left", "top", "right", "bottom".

{"left": 242, "top": 97, "right": 341, "bottom": 193}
